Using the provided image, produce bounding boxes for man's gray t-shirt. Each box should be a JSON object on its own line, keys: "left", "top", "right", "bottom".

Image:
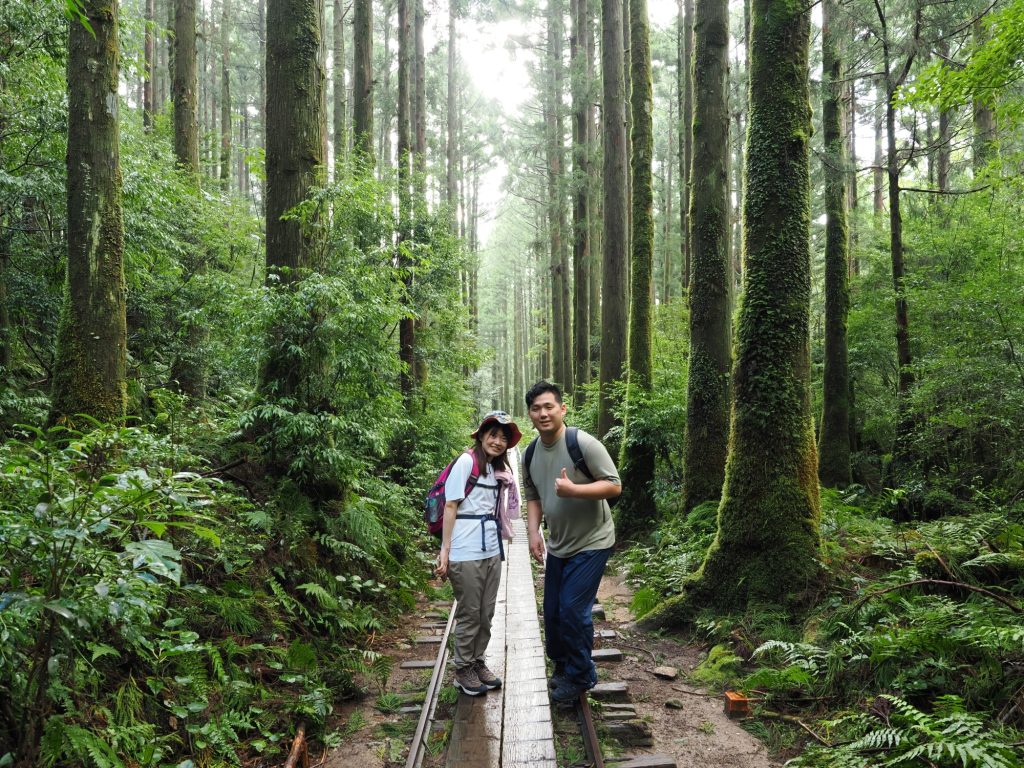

{"left": 523, "top": 429, "right": 619, "bottom": 558}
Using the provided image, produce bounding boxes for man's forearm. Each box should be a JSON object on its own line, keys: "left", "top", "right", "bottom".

{"left": 570, "top": 480, "right": 621, "bottom": 500}
{"left": 527, "top": 500, "right": 542, "bottom": 535}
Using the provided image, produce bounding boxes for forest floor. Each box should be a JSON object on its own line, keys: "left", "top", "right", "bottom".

{"left": 326, "top": 562, "right": 779, "bottom": 768}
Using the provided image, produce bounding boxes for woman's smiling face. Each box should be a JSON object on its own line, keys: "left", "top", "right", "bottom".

{"left": 481, "top": 426, "right": 509, "bottom": 459}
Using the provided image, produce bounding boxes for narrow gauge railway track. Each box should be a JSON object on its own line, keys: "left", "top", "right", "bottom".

{"left": 402, "top": 600, "right": 606, "bottom": 768}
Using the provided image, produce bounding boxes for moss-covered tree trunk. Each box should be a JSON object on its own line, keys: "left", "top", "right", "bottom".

{"left": 681, "top": 0, "right": 730, "bottom": 512}
{"left": 571, "top": 0, "right": 592, "bottom": 394}
{"left": 51, "top": 0, "right": 127, "bottom": 425}
{"left": 396, "top": 0, "right": 415, "bottom": 401}
{"left": 352, "top": 0, "right": 373, "bottom": 165}
{"left": 641, "top": 0, "right": 820, "bottom": 626}
{"left": 261, "top": 0, "right": 325, "bottom": 397}
{"left": 617, "top": 0, "right": 656, "bottom": 538}
{"left": 599, "top": 0, "right": 628, "bottom": 441}
{"left": 971, "top": 17, "right": 995, "bottom": 173}
{"left": 817, "top": 0, "right": 852, "bottom": 488}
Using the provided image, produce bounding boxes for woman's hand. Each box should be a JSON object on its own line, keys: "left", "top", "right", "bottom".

{"left": 435, "top": 548, "right": 450, "bottom": 580}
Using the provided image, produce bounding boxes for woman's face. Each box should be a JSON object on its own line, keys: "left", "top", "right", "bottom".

{"left": 481, "top": 426, "right": 509, "bottom": 459}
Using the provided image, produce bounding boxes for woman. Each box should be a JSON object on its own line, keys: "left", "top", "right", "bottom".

{"left": 435, "top": 410, "right": 522, "bottom": 696}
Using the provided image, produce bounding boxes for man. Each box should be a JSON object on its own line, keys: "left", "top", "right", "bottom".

{"left": 523, "top": 381, "right": 621, "bottom": 703}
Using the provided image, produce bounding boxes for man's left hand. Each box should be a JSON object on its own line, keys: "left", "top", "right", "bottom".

{"left": 554, "top": 467, "right": 575, "bottom": 498}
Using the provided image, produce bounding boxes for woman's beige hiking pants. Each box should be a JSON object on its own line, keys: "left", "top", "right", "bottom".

{"left": 448, "top": 554, "right": 502, "bottom": 669}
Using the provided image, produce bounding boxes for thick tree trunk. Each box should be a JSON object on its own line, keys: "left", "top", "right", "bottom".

{"left": 617, "top": 0, "right": 657, "bottom": 537}
{"left": 571, "top": 0, "right": 592, "bottom": 393}
{"left": 174, "top": 0, "right": 199, "bottom": 173}
{"left": 681, "top": 0, "right": 730, "bottom": 512}
{"left": 847, "top": 79, "right": 858, "bottom": 275}
{"left": 643, "top": 0, "right": 820, "bottom": 624}
{"left": 51, "top": 0, "right": 127, "bottom": 424}
{"left": 599, "top": 0, "right": 628, "bottom": 441}
{"left": 446, "top": 1, "right": 457, "bottom": 214}
{"left": 352, "top": 0, "right": 374, "bottom": 164}
{"left": 818, "top": 0, "right": 852, "bottom": 488}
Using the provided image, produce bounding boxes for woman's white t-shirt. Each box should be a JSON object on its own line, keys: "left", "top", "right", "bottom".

{"left": 445, "top": 453, "right": 501, "bottom": 562}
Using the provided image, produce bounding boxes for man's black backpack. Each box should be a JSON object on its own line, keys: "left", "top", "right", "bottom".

{"left": 523, "top": 426, "right": 620, "bottom": 508}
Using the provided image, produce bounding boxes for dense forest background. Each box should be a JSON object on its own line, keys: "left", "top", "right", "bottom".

{"left": 1, "top": 0, "right": 1022, "bottom": 765}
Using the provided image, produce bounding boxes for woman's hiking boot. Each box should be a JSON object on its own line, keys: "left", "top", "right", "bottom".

{"left": 474, "top": 661, "right": 502, "bottom": 690}
{"left": 454, "top": 665, "right": 488, "bottom": 696}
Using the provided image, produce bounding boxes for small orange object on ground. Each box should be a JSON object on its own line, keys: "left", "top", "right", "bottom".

{"left": 723, "top": 690, "right": 752, "bottom": 718}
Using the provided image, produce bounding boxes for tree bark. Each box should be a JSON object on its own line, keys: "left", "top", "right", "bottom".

{"left": 681, "top": 0, "right": 731, "bottom": 512}
{"left": 599, "top": 0, "right": 628, "bottom": 441}
{"left": 51, "top": 0, "right": 127, "bottom": 424}
{"left": 643, "top": 0, "right": 820, "bottom": 624}
{"left": 617, "top": 0, "right": 657, "bottom": 537}
{"left": 971, "top": 18, "right": 995, "bottom": 173}
{"left": 547, "top": 0, "right": 570, "bottom": 391}
{"left": 818, "top": 0, "right": 852, "bottom": 488}
{"left": 174, "top": 0, "right": 199, "bottom": 173}
{"left": 352, "top": 0, "right": 374, "bottom": 164}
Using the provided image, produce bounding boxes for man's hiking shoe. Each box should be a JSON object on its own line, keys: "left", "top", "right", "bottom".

{"left": 454, "top": 666, "right": 488, "bottom": 696}
{"left": 474, "top": 661, "right": 502, "bottom": 690}
{"left": 550, "top": 678, "right": 587, "bottom": 705}
{"left": 547, "top": 671, "right": 569, "bottom": 691}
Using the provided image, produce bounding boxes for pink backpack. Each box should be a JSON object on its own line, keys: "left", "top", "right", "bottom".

{"left": 423, "top": 450, "right": 480, "bottom": 536}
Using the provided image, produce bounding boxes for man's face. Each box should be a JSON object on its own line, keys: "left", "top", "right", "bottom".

{"left": 528, "top": 391, "right": 566, "bottom": 436}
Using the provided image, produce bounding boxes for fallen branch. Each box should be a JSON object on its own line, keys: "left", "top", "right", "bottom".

{"left": 757, "top": 711, "right": 832, "bottom": 746}
{"left": 283, "top": 722, "right": 308, "bottom": 768}
{"left": 851, "top": 578, "right": 1022, "bottom": 614}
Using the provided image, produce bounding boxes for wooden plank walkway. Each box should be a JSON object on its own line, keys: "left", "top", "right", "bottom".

{"left": 445, "top": 516, "right": 556, "bottom": 768}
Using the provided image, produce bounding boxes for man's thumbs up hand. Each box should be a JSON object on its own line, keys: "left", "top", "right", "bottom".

{"left": 555, "top": 466, "right": 574, "bottom": 497}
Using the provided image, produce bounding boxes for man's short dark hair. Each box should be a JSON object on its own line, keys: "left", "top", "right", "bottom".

{"left": 525, "top": 380, "right": 562, "bottom": 408}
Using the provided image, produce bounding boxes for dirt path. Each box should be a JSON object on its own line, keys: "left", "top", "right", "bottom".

{"left": 595, "top": 571, "right": 778, "bottom": 768}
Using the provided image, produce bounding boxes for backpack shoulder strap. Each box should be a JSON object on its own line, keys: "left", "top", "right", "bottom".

{"left": 523, "top": 437, "right": 539, "bottom": 476}
{"left": 565, "top": 427, "right": 595, "bottom": 481}
{"left": 464, "top": 449, "right": 481, "bottom": 496}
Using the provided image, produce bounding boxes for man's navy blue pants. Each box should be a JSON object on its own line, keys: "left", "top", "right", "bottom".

{"left": 543, "top": 546, "right": 613, "bottom": 687}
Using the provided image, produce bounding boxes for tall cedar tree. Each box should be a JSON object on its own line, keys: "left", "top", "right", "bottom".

{"left": 641, "top": 0, "right": 821, "bottom": 625}
{"left": 220, "top": 0, "right": 231, "bottom": 190}
{"left": 678, "top": 0, "right": 692, "bottom": 292}
{"left": 144, "top": 0, "right": 155, "bottom": 128}
{"left": 51, "top": 0, "right": 127, "bottom": 424}
{"left": 169, "top": 0, "right": 207, "bottom": 398}
{"left": 173, "top": 0, "right": 199, "bottom": 172}
{"left": 261, "top": 0, "right": 326, "bottom": 396}
{"left": 599, "top": 0, "right": 628, "bottom": 441}
{"left": 681, "top": 0, "right": 731, "bottom": 512}
{"left": 352, "top": 0, "right": 373, "bottom": 164}
{"left": 818, "top": 0, "right": 852, "bottom": 487}
{"left": 571, "top": 0, "right": 591, "bottom": 392}
{"left": 616, "top": 0, "right": 656, "bottom": 537}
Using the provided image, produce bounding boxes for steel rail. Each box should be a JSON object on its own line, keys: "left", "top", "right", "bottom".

{"left": 576, "top": 691, "right": 605, "bottom": 768}
{"left": 404, "top": 600, "right": 457, "bottom": 768}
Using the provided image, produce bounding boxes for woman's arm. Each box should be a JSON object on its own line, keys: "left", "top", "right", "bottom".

{"left": 435, "top": 499, "right": 460, "bottom": 578}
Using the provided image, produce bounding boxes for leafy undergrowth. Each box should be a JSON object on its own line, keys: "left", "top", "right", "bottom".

{"left": 622, "top": 487, "right": 1024, "bottom": 767}
{"left": 0, "top": 421, "right": 442, "bottom": 767}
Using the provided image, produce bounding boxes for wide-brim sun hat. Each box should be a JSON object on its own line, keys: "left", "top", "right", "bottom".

{"left": 471, "top": 410, "right": 523, "bottom": 448}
